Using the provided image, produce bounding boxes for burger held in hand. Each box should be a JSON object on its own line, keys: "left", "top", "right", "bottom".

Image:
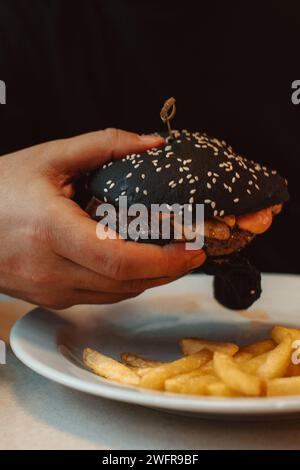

{"left": 86, "top": 127, "right": 289, "bottom": 311}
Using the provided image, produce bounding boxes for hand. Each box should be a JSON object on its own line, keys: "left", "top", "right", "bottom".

{"left": 0, "top": 128, "right": 206, "bottom": 309}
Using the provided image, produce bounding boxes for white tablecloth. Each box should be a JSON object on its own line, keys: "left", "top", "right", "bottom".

{"left": 1, "top": 296, "right": 300, "bottom": 450}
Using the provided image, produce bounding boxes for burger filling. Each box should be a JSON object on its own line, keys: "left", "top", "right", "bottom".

{"left": 87, "top": 196, "right": 282, "bottom": 257}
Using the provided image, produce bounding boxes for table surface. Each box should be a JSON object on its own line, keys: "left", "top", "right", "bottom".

{"left": 1, "top": 296, "right": 300, "bottom": 450}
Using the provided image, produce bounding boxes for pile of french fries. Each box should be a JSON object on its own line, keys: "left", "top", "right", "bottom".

{"left": 83, "top": 325, "right": 300, "bottom": 397}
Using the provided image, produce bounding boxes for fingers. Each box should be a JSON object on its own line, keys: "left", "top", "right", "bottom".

{"left": 48, "top": 199, "right": 206, "bottom": 281}
{"left": 64, "top": 260, "right": 181, "bottom": 293}
{"left": 45, "top": 128, "right": 164, "bottom": 175}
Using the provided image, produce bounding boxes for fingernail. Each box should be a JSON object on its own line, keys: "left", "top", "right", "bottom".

{"left": 187, "top": 251, "right": 206, "bottom": 270}
{"left": 139, "top": 134, "right": 164, "bottom": 143}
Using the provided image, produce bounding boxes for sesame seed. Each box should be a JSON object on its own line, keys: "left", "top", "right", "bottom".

{"left": 136, "top": 187, "right": 140, "bottom": 193}
{"left": 183, "top": 166, "right": 189, "bottom": 171}
{"left": 189, "top": 179, "right": 195, "bottom": 184}
{"left": 166, "top": 152, "right": 173, "bottom": 158}
{"left": 207, "top": 183, "right": 212, "bottom": 189}
{"left": 126, "top": 173, "right": 133, "bottom": 179}
{"left": 179, "top": 167, "right": 184, "bottom": 173}
{"left": 195, "top": 176, "right": 199, "bottom": 181}
{"left": 255, "top": 184, "right": 260, "bottom": 190}
{"left": 104, "top": 188, "right": 108, "bottom": 193}
{"left": 121, "top": 191, "right": 126, "bottom": 196}
{"left": 102, "top": 164, "right": 107, "bottom": 169}
{"left": 109, "top": 183, "right": 115, "bottom": 189}
{"left": 108, "top": 162, "right": 113, "bottom": 167}
{"left": 264, "top": 172, "right": 269, "bottom": 177}
{"left": 171, "top": 183, "right": 177, "bottom": 189}
{"left": 187, "top": 174, "right": 192, "bottom": 179}
{"left": 141, "top": 174, "right": 146, "bottom": 179}
{"left": 143, "top": 190, "right": 148, "bottom": 196}
{"left": 169, "top": 181, "right": 175, "bottom": 187}
{"left": 248, "top": 180, "right": 253, "bottom": 185}
{"left": 211, "top": 202, "right": 216, "bottom": 209}
{"left": 165, "top": 146, "right": 172, "bottom": 151}
{"left": 156, "top": 167, "right": 162, "bottom": 172}
{"left": 190, "top": 189, "right": 196, "bottom": 194}
{"left": 179, "top": 178, "right": 183, "bottom": 184}
{"left": 189, "top": 197, "right": 194, "bottom": 204}
{"left": 247, "top": 189, "right": 252, "bottom": 195}
{"left": 208, "top": 171, "right": 212, "bottom": 177}
{"left": 104, "top": 197, "right": 108, "bottom": 202}
{"left": 220, "top": 210, "right": 225, "bottom": 217}
{"left": 235, "top": 172, "right": 240, "bottom": 179}
{"left": 271, "top": 170, "right": 277, "bottom": 175}
{"left": 232, "top": 177, "right": 236, "bottom": 183}
{"left": 165, "top": 164, "right": 171, "bottom": 169}
{"left": 234, "top": 198, "right": 239, "bottom": 203}
{"left": 205, "top": 199, "right": 211, "bottom": 204}
{"left": 212, "top": 178, "right": 217, "bottom": 184}
{"left": 214, "top": 210, "right": 218, "bottom": 217}
{"left": 106, "top": 180, "right": 112, "bottom": 185}
{"left": 134, "top": 164, "right": 140, "bottom": 169}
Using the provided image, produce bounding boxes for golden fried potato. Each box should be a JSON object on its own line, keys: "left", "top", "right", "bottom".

{"left": 242, "top": 339, "right": 276, "bottom": 356}
{"left": 121, "top": 352, "right": 162, "bottom": 369}
{"left": 83, "top": 348, "right": 139, "bottom": 386}
{"left": 180, "top": 338, "right": 238, "bottom": 356}
{"left": 213, "top": 351, "right": 261, "bottom": 396}
{"left": 140, "top": 350, "right": 212, "bottom": 390}
{"left": 165, "top": 373, "right": 217, "bottom": 394}
{"left": 257, "top": 337, "right": 292, "bottom": 379}
{"left": 267, "top": 377, "right": 300, "bottom": 396}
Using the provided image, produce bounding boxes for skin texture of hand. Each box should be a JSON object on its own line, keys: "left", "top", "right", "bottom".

{"left": 0, "top": 128, "right": 206, "bottom": 309}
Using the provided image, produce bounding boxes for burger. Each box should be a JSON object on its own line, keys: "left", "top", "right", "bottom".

{"left": 85, "top": 129, "right": 289, "bottom": 310}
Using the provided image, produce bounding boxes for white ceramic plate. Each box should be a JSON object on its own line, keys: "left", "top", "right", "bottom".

{"left": 10, "top": 274, "right": 300, "bottom": 418}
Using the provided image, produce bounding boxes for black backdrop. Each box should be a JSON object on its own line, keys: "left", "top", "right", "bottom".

{"left": 0, "top": 0, "right": 299, "bottom": 273}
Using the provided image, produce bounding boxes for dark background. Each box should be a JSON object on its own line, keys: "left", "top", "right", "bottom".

{"left": 0, "top": 0, "right": 299, "bottom": 272}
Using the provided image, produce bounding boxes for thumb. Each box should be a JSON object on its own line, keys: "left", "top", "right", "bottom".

{"left": 46, "top": 128, "right": 164, "bottom": 175}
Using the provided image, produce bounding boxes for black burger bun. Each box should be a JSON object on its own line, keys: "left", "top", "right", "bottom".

{"left": 89, "top": 130, "right": 289, "bottom": 218}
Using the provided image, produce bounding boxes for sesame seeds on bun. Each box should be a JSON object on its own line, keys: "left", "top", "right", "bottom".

{"left": 89, "top": 130, "right": 289, "bottom": 218}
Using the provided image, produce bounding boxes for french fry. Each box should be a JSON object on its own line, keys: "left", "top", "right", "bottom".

{"left": 165, "top": 373, "right": 217, "bottom": 394}
{"left": 271, "top": 325, "right": 300, "bottom": 343}
{"left": 257, "top": 337, "right": 292, "bottom": 379}
{"left": 83, "top": 348, "right": 140, "bottom": 386}
{"left": 140, "top": 350, "right": 212, "bottom": 390}
{"left": 234, "top": 351, "right": 253, "bottom": 364}
{"left": 285, "top": 363, "right": 300, "bottom": 377}
{"left": 180, "top": 338, "right": 239, "bottom": 356}
{"left": 206, "top": 381, "right": 240, "bottom": 397}
{"left": 267, "top": 377, "right": 300, "bottom": 396}
{"left": 213, "top": 351, "right": 261, "bottom": 396}
{"left": 241, "top": 352, "right": 269, "bottom": 375}
{"left": 199, "top": 359, "right": 215, "bottom": 375}
{"left": 121, "top": 353, "right": 162, "bottom": 369}
{"left": 242, "top": 339, "right": 276, "bottom": 356}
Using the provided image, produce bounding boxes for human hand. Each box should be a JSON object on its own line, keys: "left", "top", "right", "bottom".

{"left": 0, "top": 129, "right": 206, "bottom": 309}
